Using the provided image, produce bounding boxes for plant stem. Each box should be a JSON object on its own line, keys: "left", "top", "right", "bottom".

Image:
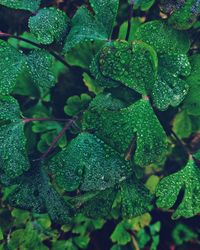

{"left": 40, "top": 116, "right": 78, "bottom": 159}
{"left": 23, "top": 117, "right": 70, "bottom": 123}
{"left": 125, "top": 0, "right": 134, "bottom": 41}
{"left": 171, "top": 130, "right": 191, "bottom": 157}
{"left": 0, "top": 31, "right": 71, "bottom": 68}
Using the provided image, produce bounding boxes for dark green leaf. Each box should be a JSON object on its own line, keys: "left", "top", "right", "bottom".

{"left": 0, "top": 0, "right": 41, "bottom": 12}
{"left": 29, "top": 7, "right": 69, "bottom": 45}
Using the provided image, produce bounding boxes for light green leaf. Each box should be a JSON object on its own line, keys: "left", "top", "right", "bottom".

{"left": 173, "top": 110, "right": 192, "bottom": 138}
{"left": 156, "top": 159, "right": 200, "bottom": 219}
{"left": 111, "top": 221, "right": 131, "bottom": 245}
{"left": 0, "top": 40, "right": 26, "bottom": 95}
{"left": 135, "top": 20, "right": 190, "bottom": 54}
{"left": 0, "top": 0, "right": 41, "bottom": 12}
{"left": 29, "top": 7, "right": 69, "bottom": 45}
{"left": 27, "top": 49, "right": 56, "bottom": 88}
{"left": 89, "top": 0, "right": 119, "bottom": 36}
{"left": 133, "top": 0, "right": 155, "bottom": 11}
{"left": 48, "top": 132, "right": 131, "bottom": 192}
{"left": 63, "top": 6, "right": 107, "bottom": 53}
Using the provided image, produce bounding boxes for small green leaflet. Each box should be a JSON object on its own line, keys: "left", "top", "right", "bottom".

{"left": 48, "top": 132, "right": 131, "bottom": 192}
{"left": 120, "top": 176, "right": 153, "bottom": 218}
{"left": 135, "top": 20, "right": 190, "bottom": 54}
{"left": 152, "top": 53, "right": 191, "bottom": 110}
{"left": 29, "top": 7, "right": 69, "bottom": 45}
{"left": 0, "top": 96, "right": 30, "bottom": 182}
{"left": 83, "top": 97, "right": 167, "bottom": 166}
{"left": 0, "top": 40, "right": 26, "bottom": 95}
{"left": 27, "top": 49, "right": 56, "bottom": 88}
{"left": 8, "top": 167, "right": 73, "bottom": 224}
{"left": 63, "top": 6, "right": 107, "bottom": 53}
{"left": 156, "top": 159, "right": 200, "bottom": 219}
{"left": 92, "top": 40, "right": 157, "bottom": 95}
{"left": 0, "top": 0, "right": 41, "bottom": 12}
{"left": 89, "top": 0, "right": 119, "bottom": 36}
{"left": 133, "top": 0, "right": 155, "bottom": 11}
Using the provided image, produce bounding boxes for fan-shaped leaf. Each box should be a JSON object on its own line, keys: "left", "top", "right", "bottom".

{"left": 0, "top": 0, "right": 41, "bottom": 12}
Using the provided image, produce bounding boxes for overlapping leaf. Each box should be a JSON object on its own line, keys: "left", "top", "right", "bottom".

{"left": 135, "top": 20, "right": 190, "bottom": 54}
{"left": 83, "top": 97, "right": 167, "bottom": 166}
{"left": 156, "top": 159, "right": 200, "bottom": 219}
{"left": 63, "top": 0, "right": 119, "bottom": 52}
{"left": 0, "top": 96, "right": 30, "bottom": 182}
{"left": 8, "top": 167, "right": 73, "bottom": 224}
{"left": 29, "top": 7, "right": 69, "bottom": 45}
{"left": 0, "top": 0, "right": 41, "bottom": 12}
{"left": 27, "top": 49, "right": 56, "bottom": 88}
{"left": 152, "top": 53, "right": 191, "bottom": 110}
{"left": 133, "top": 0, "right": 155, "bottom": 11}
{"left": 90, "top": 40, "right": 157, "bottom": 94}
{"left": 120, "top": 176, "right": 153, "bottom": 218}
{"left": 48, "top": 132, "right": 131, "bottom": 192}
{"left": 0, "top": 40, "right": 26, "bottom": 95}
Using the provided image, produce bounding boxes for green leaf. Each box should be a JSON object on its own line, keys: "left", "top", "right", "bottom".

{"left": 91, "top": 40, "right": 157, "bottom": 94}
{"left": 172, "top": 224, "right": 198, "bottom": 245}
{"left": 48, "top": 132, "right": 131, "bottom": 192}
{"left": 135, "top": 20, "right": 190, "bottom": 54}
{"left": 111, "top": 221, "right": 131, "bottom": 245}
{"left": 29, "top": 7, "right": 69, "bottom": 45}
{"left": 8, "top": 167, "right": 73, "bottom": 224}
{"left": 156, "top": 159, "right": 200, "bottom": 219}
{"left": 0, "top": 96, "right": 30, "bottom": 182}
{"left": 64, "top": 94, "right": 92, "bottom": 116}
{"left": 152, "top": 53, "right": 191, "bottom": 110}
{"left": 89, "top": 0, "right": 119, "bottom": 36}
{"left": 133, "top": 0, "right": 155, "bottom": 11}
{"left": 0, "top": 40, "right": 26, "bottom": 95}
{"left": 83, "top": 98, "right": 167, "bottom": 166}
{"left": 0, "top": 0, "right": 41, "bottom": 12}
{"left": 63, "top": 6, "right": 107, "bottom": 53}
{"left": 173, "top": 110, "right": 192, "bottom": 138}
{"left": 120, "top": 176, "right": 153, "bottom": 218}
{"left": 167, "top": 0, "right": 200, "bottom": 30}
{"left": 27, "top": 49, "right": 56, "bottom": 88}
{"left": 186, "top": 54, "right": 200, "bottom": 85}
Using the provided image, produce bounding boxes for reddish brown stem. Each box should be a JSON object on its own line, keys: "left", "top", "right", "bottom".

{"left": 23, "top": 117, "right": 70, "bottom": 123}
{"left": 40, "top": 118, "right": 77, "bottom": 159}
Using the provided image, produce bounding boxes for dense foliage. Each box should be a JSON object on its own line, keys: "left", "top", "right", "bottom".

{"left": 0, "top": 0, "right": 200, "bottom": 249}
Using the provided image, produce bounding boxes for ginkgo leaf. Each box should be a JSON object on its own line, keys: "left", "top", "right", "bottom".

{"left": 89, "top": 0, "right": 119, "bottom": 36}
{"left": 72, "top": 188, "right": 117, "bottom": 218}
{"left": 156, "top": 159, "right": 200, "bottom": 219}
{"left": 152, "top": 53, "right": 191, "bottom": 110}
{"left": 26, "top": 49, "right": 56, "bottom": 88}
{"left": 172, "top": 110, "right": 192, "bottom": 138}
{"left": 133, "top": 0, "right": 155, "bottom": 11}
{"left": 29, "top": 7, "right": 69, "bottom": 45}
{"left": 0, "top": 96, "right": 30, "bottom": 182}
{"left": 0, "top": 40, "right": 26, "bottom": 95}
{"left": 48, "top": 133, "right": 131, "bottom": 192}
{"left": 91, "top": 40, "right": 157, "bottom": 94}
{"left": 135, "top": 20, "right": 190, "bottom": 54}
{"left": 63, "top": 6, "right": 107, "bottom": 53}
{"left": 0, "top": 0, "right": 41, "bottom": 12}
{"left": 120, "top": 176, "right": 153, "bottom": 218}
{"left": 83, "top": 97, "right": 167, "bottom": 166}
{"left": 7, "top": 167, "right": 73, "bottom": 224}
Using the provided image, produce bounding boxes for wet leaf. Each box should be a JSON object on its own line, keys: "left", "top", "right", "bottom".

{"left": 0, "top": 0, "right": 41, "bottom": 12}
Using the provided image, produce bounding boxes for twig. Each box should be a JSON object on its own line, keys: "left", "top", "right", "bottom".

{"left": 23, "top": 117, "right": 70, "bottom": 123}
{"left": 128, "top": 230, "right": 140, "bottom": 250}
{"left": 125, "top": 0, "right": 134, "bottom": 41}
{"left": 0, "top": 31, "right": 71, "bottom": 68}
{"left": 171, "top": 130, "right": 191, "bottom": 157}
